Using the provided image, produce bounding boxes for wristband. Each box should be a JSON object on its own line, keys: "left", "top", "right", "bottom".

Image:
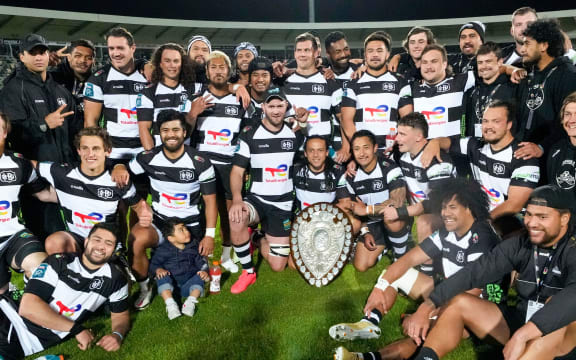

{"left": 360, "top": 226, "right": 370, "bottom": 236}
{"left": 232, "top": 84, "right": 241, "bottom": 92}
{"left": 69, "top": 322, "right": 85, "bottom": 336}
{"left": 297, "top": 120, "right": 307, "bottom": 128}
{"left": 112, "top": 331, "right": 124, "bottom": 342}
{"left": 396, "top": 206, "right": 409, "bottom": 219}
{"left": 374, "top": 277, "right": 390, "bottom": 292}
{"left": 205, "top": 228, "right": 216, "bottom": 238}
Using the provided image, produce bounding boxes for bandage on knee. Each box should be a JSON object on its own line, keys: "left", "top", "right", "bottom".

{"left": 379, "top": 268, "right": 420, "bottom": 295}
{"left": 245, "top": 202, "right": 258, "bottom": 225}
{"left": 269, "top": 243, "right": 290, "bottom": 258}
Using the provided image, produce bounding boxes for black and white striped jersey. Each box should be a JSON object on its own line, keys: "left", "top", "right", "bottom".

{"left": 451, "top": 137, "right": 540, "bottom": 210}
{"left": 129, "top": 146, "right": 216, "bottom": 226}
{"left": 193, "top": 89, "right": 247, "bottom": 165}
{"left": 282, "top": 72, "right": 340, "bottom": 143}
{"left": 294, "top": 163, "right": 345, "bottom": 210}
{"left": 398, "top": 146, "right": 455, "bottom": 204}
{"left": 233, "top": 123, "right": 305, "bottom": 211}
{"left": 17, "top": 253, "right": 129, "bottom": 353}
{"left": 330, "top": 64, "right": 357, "bottom": 150}
{"left": 336, "top": 156, "right": 405, "bottom": 224}
{"left": 412, "top": 72, "right": 475, "bottom": 139}
{"left": 136, "top": 82, "right": 202, "bottom": 146}
{"left": 0, "top": 151, "right": 40, "bottom": 240}
{"left": 84, "top": 65, "right": 148, "bottom": 160}
{"left": 38, "top": 163, "right": 140, "bottom": 238}
{"left": 420, "top": 221, "right": 500, "bottom": 279}
{"left": 342, "top": 72, "right": 412, "bottom": 148}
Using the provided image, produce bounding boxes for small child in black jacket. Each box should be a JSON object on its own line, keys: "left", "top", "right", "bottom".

{"left": 149, "top": 219, "right": 209, "bottom": 320}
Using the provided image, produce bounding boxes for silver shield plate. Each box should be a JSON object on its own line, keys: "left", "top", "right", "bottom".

{"left": 290, "top": 202, "right": 353, "bottom": 287}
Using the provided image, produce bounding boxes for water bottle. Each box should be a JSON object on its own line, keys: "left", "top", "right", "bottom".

{"left": 209, "top": 261, "right": 222, "bottom": 294}
{"left": 34, "top": 355, "right": 64, "bottom": 360}
{"left": 385, "top": 127, "right": 397, "bottom": 150}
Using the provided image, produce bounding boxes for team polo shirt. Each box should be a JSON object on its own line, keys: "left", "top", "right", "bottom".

{"left": 84, "top": 65, "right": 148, "bottom": 159}
{"left": 11, "top": 253, "right": 129, "bottom": 354}
{"left": 294, "top": 163, "right": 344, "bottom": 210}
{"left": 342, "top": 72, "right": 412, "bottom": 148}
{"left": 0, "top": 151, "right": 42, "bottom": 240}
{"left": 412, "top": 72, "right": 475, "bottom": 139}
{"left": 38, "top": 162, "right": 140, "bottom": 238}
{"left": 282, "top": 72, "right": 340, "bottom": 143}
{"left": 129, "top": 146, "right": 216, "bottom": 227}
{"left": 136, "top": 82, "right": 202, "bottom": 145}
{"left": 451, "top": 138, "right": 540, "bottom": 210}
{"left": 420, "top": 220, "right": 500, "bottom": 279}
{"left": 233, "top": 123, "right": 305, "bottom": 211}
{"left": 336, "top": 156, "right": 405, "bottom": 224}
{"left": 193, "top": 89, "right": 247, "bottom": 165}
{"left": 398, "top": 146, "right": 455, "bottom": 204}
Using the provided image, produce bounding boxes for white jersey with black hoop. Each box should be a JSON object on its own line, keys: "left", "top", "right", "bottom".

{"left": 129, "top": 146, "right": 216, "bottom": 225}
{"left": 233, "top": 123, "right": 305, "bottom": 211}
{"left": 294, "top": 163, "right": 344, "bottom": 210}
{"left": 83, "top": 65, "right": 148, "bottom": 159}
{"left": 38, "top": 162, "right": 139, "bottom": 238}
{"left": 412, "top": 71, "right": 475, "bottom": 139}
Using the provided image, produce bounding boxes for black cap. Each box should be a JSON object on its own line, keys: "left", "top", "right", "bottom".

{"left": 459, "top": 21, "right": 486, "bottom": 43}
{"left": 264, "top": 87, "right": 287, "bottom": 103}
{"left": 248, "top": 56, "right": 273, "bottom": 75}
{"left": 22, "top": 34, "right": 48, "bottom": 53}
{"left": 527, "top": 185, "right": 571, "bottom": 210}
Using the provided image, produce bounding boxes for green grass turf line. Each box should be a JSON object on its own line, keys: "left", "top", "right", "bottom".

{"left": 20, "top": 220, "right": 494, "bottom": 359}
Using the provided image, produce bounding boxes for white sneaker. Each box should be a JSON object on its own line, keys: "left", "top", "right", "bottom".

{"left": 181, "top": 297, "right": 198, "bottom": 317}
{"left": 329, "top": 320, "right": 381, "bottom": 341}
{"left": 221, "top": 258, "right": 239, "bottom": 273}
{"left": 134, "top": 286, "right": 153, "bottom": 310}
{"left": 166, "top": 302, "right": 181, "bottom": 320}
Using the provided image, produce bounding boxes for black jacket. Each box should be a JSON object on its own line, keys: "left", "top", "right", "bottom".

{"left": 516, "top": 56, "right": 576, "bottom": 151}
{"left": 464, "top": 73, "right": 517, "bottom": 137}
{"left": 547, "top": 137, "right": 576, "bottom": 212}
{"left": 430, "top": 231, "right": 576, "bottom": 336}
{"left": 0, "top": 64, "right": 75, "bottom": 163}
{"left": 397, "top": 52, "right": 422, "bottom": 84}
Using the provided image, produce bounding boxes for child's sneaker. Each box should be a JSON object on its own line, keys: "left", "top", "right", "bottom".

{"left": 166, "top": 302, "right": 181, "bottom": 320}
{"left": 182, "top": 297, "right": 198, "bottom": 317}
{"left": 221, "top": 258, "right": 239, "bottom": 273}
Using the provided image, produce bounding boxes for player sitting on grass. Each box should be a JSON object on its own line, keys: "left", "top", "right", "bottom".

{"left": 149, "top": 218, "right": 210, "bottom": 320}
{"left": 331, "top": 178, "right": 503, "bottom": 360}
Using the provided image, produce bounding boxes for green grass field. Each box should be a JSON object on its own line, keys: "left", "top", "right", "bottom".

{"left": 20, "top": 233, "right": 501, "bottom": 360}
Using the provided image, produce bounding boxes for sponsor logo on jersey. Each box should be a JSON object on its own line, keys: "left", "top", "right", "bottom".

{"left": 421, "top": 106, "right": 446, "bottom": 120}
{"left": 56, "top": 301, "right": 82, "bottom": 317}
{"left": 56, "top": 97, "right": 66, "bottom": 106}
{"left": 307, "top": 106, "right": 319, "bottom": 120}
{"left": 456, "top": 250, "right": 465, "bottom": 263}
{"left": 481, "top": 186, "right": 502, "bottom": 205}
{"left": 381, "top": 82, "right": 396, "bottom": 92}
{"left": 207, "top": 129, "right": 231, "bottom": 142}
{"left": 225, "top": 106, "right": 239, "bottom": 116}
{"left": 84, "top": 83, "right": 94, "bottom": 97}
{"left": 411, "top": 191, "right": 427, "bottom": 201}
{"left": 0, "top": 200, "right": 10, "bottom": 216}
{"left": 179, "top": 170, "right": 195, "bottom": 181}
{"left": 265, "top": 164, "right": 288, "bottom": 177}
{"left": 281, "top": 140, "right": 294, "bottom": 150}
{"left": 32, "top": 263, "right": 48, "bottom": 278}
{"left": 0, "top": 170, "right": 16, "bottom": 183}
{"left": 161, "top": 193, "right": 187, "bottom": 205}
{"left": 119, "top": 107, "right": 138, "bottom": 124}
{"left": 89, "top": 278, "right": 104, "bottom": 290}
{"left": 97, "top": 188, "right": 114, "bottom": 200}
{"left": 436, "top": 83, "right": 451, "bottom": 93}
{"left": 311, "top": 84, "right": 325, "bottom": 94}
{"left": 133, "top": 83, "right": 145, "bottom": 93}
{"left": 372, "top": 179, "right": 384, "bottom": 191}
{"left": 493, "top": 163, "right": 506, "bottom": 175}
{"left": 74, "top": 211, "right": 104, "bottom": 225}
{"left": 365, "top": 105, "right": 389, "bottom": 120}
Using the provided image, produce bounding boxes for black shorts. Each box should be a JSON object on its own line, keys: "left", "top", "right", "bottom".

{"left": 0, "top": 297, "right": 25, "bottom": 360}
{"left": 245, "top": 195, "right": 293, "bottom": 237}
{"left": 212, "top": 163, "right": 232, "bottom": 200}
{"left": 364, "top": 221, "right": 388, "bottom": 247}
{"left": 498, "top": 304, "right": 525, "bottom": 335}
{"left": 0, "top": 230, "right": 45, "bottom": 288}
{"left": 108, "top": 158, "right": 150, "bottom": 199}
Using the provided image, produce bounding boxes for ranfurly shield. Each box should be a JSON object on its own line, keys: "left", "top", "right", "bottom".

{"left": 290, "top": 202, "right": 353, "bottom": 287}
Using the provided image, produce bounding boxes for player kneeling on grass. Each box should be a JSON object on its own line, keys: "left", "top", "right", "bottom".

{"left": 150, "top": 218, "right": 210, "bottom": 320}
{"left": 0, "top": 223, "right": 129, "bottom": 360}
{"left": 332, "top": 178, "right": 503, "bottom": 360}
{"left": 410, "top": 185, "right": 576, "bottom": 360}
{"left": 336, "top": 130, "right": 410, "bottom": 271}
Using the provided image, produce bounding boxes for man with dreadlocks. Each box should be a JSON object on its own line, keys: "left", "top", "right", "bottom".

{"left": 331, "top": 178, "right": 503, "bottom": 360}
{"left": 136, "top": 43, "right": 202, "bottom": 150}
{"left": 294, "top": 135, "right": 345, "bottom": 211}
